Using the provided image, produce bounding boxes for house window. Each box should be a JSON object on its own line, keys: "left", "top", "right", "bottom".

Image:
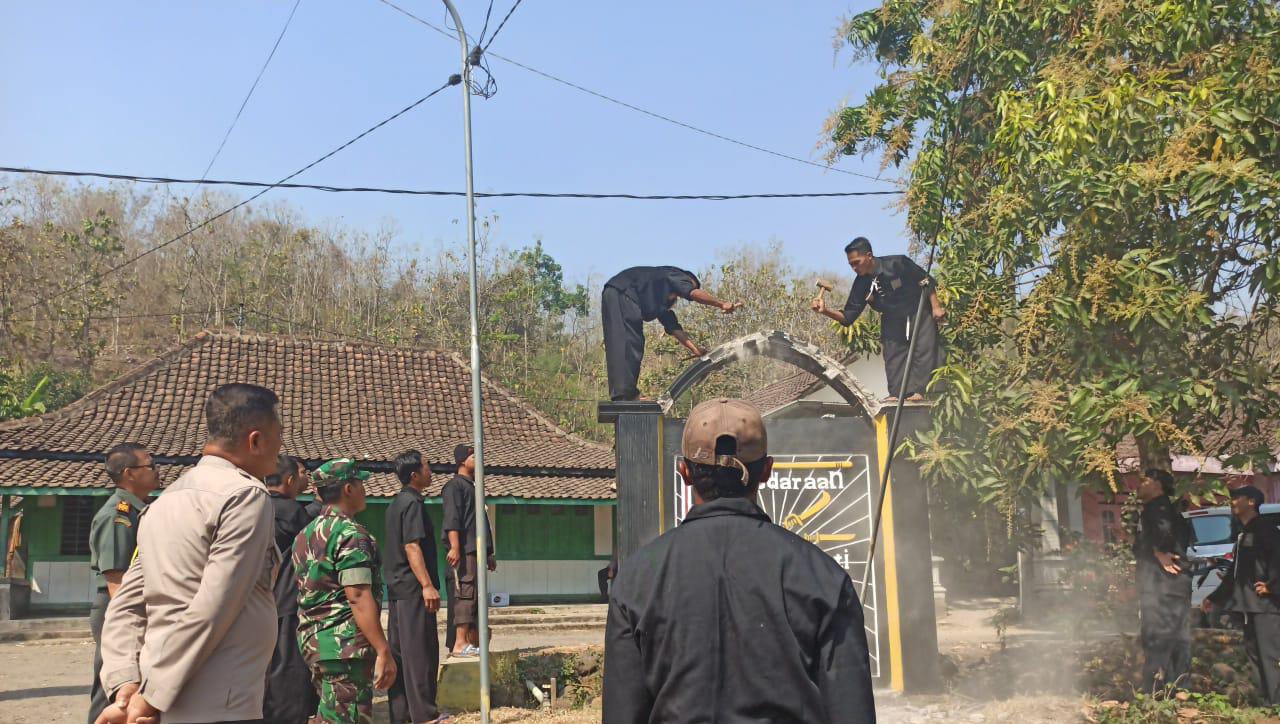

{"left": 1101, "top": 510, "right": 1117, "bottom": 545}
{"left": 60, "top": 497, "right": 97, "bottom": 556}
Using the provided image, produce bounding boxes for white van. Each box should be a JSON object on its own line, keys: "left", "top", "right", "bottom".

{"left": 1184, "top": 504, "right": 1280, "bottom": 618}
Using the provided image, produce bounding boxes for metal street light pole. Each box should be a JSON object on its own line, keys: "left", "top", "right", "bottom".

{"left": 438, "top": 1, "right": 491, "bottom": 720}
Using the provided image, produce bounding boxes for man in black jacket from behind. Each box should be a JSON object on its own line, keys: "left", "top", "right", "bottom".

{"left": 603, "top": 398, "right": 875, "bottom": 723}
{"left": 263, "top": 454, "right": 319, "bottom": 724}
{"left": 1204, "top": 485, "right": 1280, "bottom": 704}
{"left": 1133, "top": 468, "right": 1192, "bottom": 691}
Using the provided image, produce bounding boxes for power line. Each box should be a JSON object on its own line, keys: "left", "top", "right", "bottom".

{"left": 476, "top": 0, "right": 496, "bottom": 47}
{"left": 201, "top": 0, "right": 303, "bottom": 180}
{"left": 0, "top": 166, "right": 904, "bottom": 201}
{"left": 12, "top": 78, "right": 460, "bottom": 316}
{"left": 480, "top": 0, "right": 525, "bottom": 52}
{"left": 374, "top": 0, "right": 899, "bottom": 186}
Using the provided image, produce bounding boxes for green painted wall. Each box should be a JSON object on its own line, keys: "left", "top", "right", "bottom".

{"left": 16, "top": 494, "right": 611, "bottom": 576}
{"left": 23, "top": 495, "right": 111, "bottom": 564}
{"left": 496, "top": 504, "right": 608, "bottom": 560}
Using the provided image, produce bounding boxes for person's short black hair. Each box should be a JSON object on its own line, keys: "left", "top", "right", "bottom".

{"left": 265, "top": 455, "right": 302, "bottom": 489}
{"left": 1145, "top": 468, "right": 1176, "bottom": 497}
{"left": 844, "top": 237, "right": 873, "bottom": 255}
{"left": 104, "top": 443, "right": 148, "bottom": 483}
{"left": 317, "top": 481, "right": 347, "bottom": 504}
{"left": 454, "top": 444, "right": 474, "bottom": 466}
{"left": 395, "top": 450, "right": 425, "bottom": 485}
{"left": 684, "top": 435, "right": 768, "bottom": 501}
{"left": 205, "top": 384, "right": 280, "bottom": 445}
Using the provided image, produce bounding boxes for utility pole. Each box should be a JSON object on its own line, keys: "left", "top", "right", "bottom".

{"left": 437, "top": 2, "right": 491, "bottom": 720}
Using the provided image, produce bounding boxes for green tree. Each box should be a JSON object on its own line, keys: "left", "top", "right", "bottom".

{"left": 829, "top": 0, "right": 1280, "bottom": 516}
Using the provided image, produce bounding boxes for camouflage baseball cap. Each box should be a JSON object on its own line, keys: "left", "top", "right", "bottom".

{"left": 312, "top": 458, "right": 370, "bottom": 487}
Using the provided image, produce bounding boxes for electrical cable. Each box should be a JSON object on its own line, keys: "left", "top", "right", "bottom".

{"left": 374, "top": 0, "right": 899, "bottom": 185}
{"left": 0, "top": 166, "right": 903, "bottom": 201}
{"left": 11, "top": 78, "right": 460, "bottom": 316}
{"left": 480, "top": 0, "right": 525, "bottom": 52}
{"left": 859, "top": 0, "right": 988, "bottom": 599}
{"left": 200, "top": 0, "right": 304, "bottom": 180}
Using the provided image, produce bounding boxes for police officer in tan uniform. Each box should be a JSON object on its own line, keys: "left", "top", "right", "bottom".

{"left": 87, "top": 443, "right": 158, "bottom": 724}
{"left": 96, "top": 384, "right": 283, "bottom": 724}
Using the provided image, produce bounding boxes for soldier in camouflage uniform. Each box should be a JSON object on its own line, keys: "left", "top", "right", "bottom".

{"left": 294, "top": 458, "right": 397, "bottom": 724}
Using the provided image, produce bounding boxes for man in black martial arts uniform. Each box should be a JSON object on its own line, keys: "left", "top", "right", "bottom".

{"left": 601, "top": 266, "right": 741, "bottom": 401}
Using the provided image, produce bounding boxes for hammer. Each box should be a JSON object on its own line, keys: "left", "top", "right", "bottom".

{"left": 814, "top": 278, "right": 834, "bottom": 307}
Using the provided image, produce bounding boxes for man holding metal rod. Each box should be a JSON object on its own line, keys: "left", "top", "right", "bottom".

{"left": 812, "top": 237, "right": 945, "bottom": 402}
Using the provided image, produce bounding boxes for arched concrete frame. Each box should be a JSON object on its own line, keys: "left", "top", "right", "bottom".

{"left": 658, "top": 330, "right": 882, "bottom": 421}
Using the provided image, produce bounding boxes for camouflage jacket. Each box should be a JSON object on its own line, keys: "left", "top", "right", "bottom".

{"left": 293, "top": 506, "right": 382, "bottom": 663}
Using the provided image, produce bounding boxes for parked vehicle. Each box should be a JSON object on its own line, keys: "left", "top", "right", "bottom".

{"left": 1185, "top": 504, "right": 1280, "bottom": 626}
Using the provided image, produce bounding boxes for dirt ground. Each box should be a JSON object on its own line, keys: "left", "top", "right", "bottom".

{"left": 0, "top": 600, "right": 1085, "bottom": 723}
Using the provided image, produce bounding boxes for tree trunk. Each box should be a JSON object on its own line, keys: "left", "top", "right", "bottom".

{"left": 1134, "top": 431, "right": 1170, "bottom": 474}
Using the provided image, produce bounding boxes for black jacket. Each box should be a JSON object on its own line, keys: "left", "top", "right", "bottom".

{"left": 268, "top": 491, "right": 312, "bottom": 617}
{"left": 841, "top": 255, "right": 934, "bottom": 324}
{"left": 603, "top": 497, "right": 875, "bottom": 724}
{"left": 604, "top": 266, "right": 699, "bottom": 334}
{"left": 1134, "top": 496, "right": 1192, "bottom": 599}
{"left": 1208, "top": 514, "right": 1280, "bottom": 614}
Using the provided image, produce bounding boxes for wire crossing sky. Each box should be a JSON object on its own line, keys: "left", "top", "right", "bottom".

{"left": 0, "top": 1, "right": 908, "bottom": 282}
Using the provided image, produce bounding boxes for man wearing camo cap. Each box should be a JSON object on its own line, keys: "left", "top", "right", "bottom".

{"left": 294, "top": 458, "right": 396, "bottom": 723}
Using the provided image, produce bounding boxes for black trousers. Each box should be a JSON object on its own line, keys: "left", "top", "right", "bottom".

{"left": 1139, "top": 592, "right": 1191, "bottom": 691}
{"left": 1245, "top": 613, "right": 1280, "bottom": 705}
{"left": 263, "top": 613, "right": 317, "bottom": 724}
{"left": 602, "top": 286, "right": 646, "bottom": 401}
{"left": 881, "top": 309, "right": 943, "bottom": 398}
{"left": 88, "top": 590, "right": 110, "bottom": 724}
{"left": 388, "top": 597, "right": 441, "bottom": 722}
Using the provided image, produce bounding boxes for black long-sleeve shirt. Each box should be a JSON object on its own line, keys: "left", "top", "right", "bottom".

{"left": 604, "top": 266, "right": 700, "bottom": 334}
{"left": 841, "top": 254, "right": 934, "bottom": 324}
{"left": 1133, "top": 496, "right": 1192, "bottom": 599}
{"left": 440, "top": 474, "right": 494, "bottom": 556}
{"left": 604, "top": 497, "right": 875, "bottom": 724}
{"left": 268, "top": 491, "right": 312, "bottom": 617}
{"left": 1208, "top": 514, "right": 1280, "bottom": 614}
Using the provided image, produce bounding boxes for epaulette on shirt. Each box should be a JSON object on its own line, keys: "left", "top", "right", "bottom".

{"left": 116, "top": 500, "right": 131, "bottom": 514}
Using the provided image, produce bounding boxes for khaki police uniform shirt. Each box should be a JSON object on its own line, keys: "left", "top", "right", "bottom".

{"left": 99, "top": 455, "right": 280, "bottom": 723}
{"left": 88, "top": 488, "right": 147, "bottom": 591}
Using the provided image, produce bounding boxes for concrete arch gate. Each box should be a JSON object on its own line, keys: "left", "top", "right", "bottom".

{"left": 598, "top": 330, "right": 942, "bottom": 693}
{"left": 657, "top": 330, "right": 882, "bottom": 419}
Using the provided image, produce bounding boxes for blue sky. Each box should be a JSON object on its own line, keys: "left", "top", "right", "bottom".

{"left": 2, "top": 1, "right": 909, "bottom": 286}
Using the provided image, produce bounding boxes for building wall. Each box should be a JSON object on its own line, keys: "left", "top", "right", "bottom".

{"left": 12, "top": 493, "right": 615, "bottom": 611}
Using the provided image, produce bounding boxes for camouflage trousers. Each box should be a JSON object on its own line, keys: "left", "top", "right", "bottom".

{"left": 307, "top": 657, "right": 374, "bottom": 724}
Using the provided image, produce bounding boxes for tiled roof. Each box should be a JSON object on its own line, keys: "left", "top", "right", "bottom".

{"left": 744, "top": 369, "right": 822, "bottom": 415}
{"left": 0, "top": 333, "right": 614, "bottom": 499}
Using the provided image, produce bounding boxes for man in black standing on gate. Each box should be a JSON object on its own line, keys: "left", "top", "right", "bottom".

{"left": 601, "top": 265, "right": 742, "bottom": 401}
{"left": 442, "top": 444, "right": 496, "bottom": 657}
{"left": 263, "top": 454, "right": 319, "bottom": 724}
{"left": 86, "top": 443, "right": 158, "bottom": 724}
{"left": 812, "top": 237, "right": 945, "bottom": 402}
{"left": 1133, "top": 468, "right": 1192, "bottom": 692}
{"left": 604, "top": 398, "right": 875, "bottom": 723}
{"left": 384, "top": 450, "right": 447, "bottom": 723}
{"left": 1203, "top": 485, "right": 1280, "bottom": 704}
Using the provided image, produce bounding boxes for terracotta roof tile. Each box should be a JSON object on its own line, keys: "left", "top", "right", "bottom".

{"left": 0, "top": 333, "right": 614, "bottom": 498}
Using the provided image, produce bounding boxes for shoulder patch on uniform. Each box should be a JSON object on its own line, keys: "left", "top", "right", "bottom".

{"left": 116, "top": 500, "right": 131, "bottom": 514}
{"left": 113, "top": 516, "right": 132, "bottom": 527}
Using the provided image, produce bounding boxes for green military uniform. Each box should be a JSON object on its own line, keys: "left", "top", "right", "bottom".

{"left": 293, "top": 459, "right": 380, "bottom": 724}
{"left": 86, "top": 488, "right": 147, "bottom": 724}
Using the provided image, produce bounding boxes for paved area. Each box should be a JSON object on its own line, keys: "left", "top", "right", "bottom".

{"left": 0, "top": 600, "right": 1084, "bottom": 723}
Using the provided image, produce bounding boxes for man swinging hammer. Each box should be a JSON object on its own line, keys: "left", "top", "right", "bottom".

{"left": 602, "top": 266, "right": 742, "bottom": 401}
{"left": 812, "top": 237, "right": 945, "bottom": 402}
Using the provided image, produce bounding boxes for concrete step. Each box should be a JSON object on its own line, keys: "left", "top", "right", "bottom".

{"left": 0, "top": 617, "right": 92, "bottom": 643}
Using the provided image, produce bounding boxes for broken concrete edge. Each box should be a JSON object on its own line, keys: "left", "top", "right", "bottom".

{"left": 657, "top": 330, "right": 882, "bottom": 418}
